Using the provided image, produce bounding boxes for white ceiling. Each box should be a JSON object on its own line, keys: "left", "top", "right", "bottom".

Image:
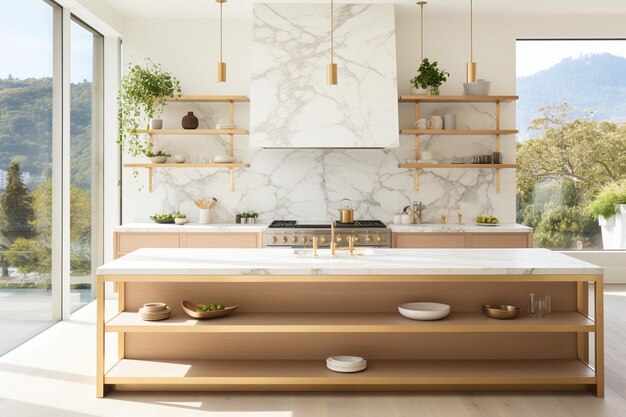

{"left": 102, "top": 0, "right": 626, "bottom": 19}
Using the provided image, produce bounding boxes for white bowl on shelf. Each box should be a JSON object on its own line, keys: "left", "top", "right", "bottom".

{"left": 213, "top": 155, "right": 234, "bottom": 163}
{"left": 326, "top": 356, "right": 367, "bottom": 373}
{"left": 398, "top": 302, "right": 450, "bottom": 320}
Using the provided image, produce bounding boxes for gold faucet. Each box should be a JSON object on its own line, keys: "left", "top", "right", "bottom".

{"left": 330, "top": 221, "right": 356, "bottom": 256}
{"left": 312, "top": 236, "right": 318, "bottom": 256}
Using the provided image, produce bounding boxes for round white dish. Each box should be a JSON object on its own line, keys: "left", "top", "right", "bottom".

{"left": 213, "top": 155, "right": 234, "bottom": 163}
{"left": 474, "top": 222, "right": 499, "bottom": 227}
{"left": 327, "top": 362, "right": 367, "bottom": 373}
{"left": 327, "top": 356, "right": 365, "bottom": 365}
{"left": 142, "top": 302, "right": 167, "bottom": 311}
{"left": 398, "top": 302, "right": 450, "bottom": 321}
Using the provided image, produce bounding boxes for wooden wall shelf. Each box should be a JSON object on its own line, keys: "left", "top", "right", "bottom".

{"left": 400, "top": 129, "right": 517, "bottom": 136}
{"left": 123, "top": 163, "right": 249, "bottom": 193}
{"left": 399, "top": 95, "right": 519, "bottom": 103}
{"left": 399, "top": 95, "right": 519, "bottom": 192}
{"left": 165, "top": 95, "right": 249, "bottom": 103}
{"left": 137, "top": 129, "right": 248, "bottom": 135}
{"left": 399, "top": 164, "right": 519, "bottom": 169}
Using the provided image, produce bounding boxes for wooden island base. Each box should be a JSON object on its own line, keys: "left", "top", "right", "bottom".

{"left": 97, "top": 273, "right": 603, "bottom": 398}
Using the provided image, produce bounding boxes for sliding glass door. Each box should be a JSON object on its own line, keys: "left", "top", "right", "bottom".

{"left": 0, "top": 1, "right": 104, "bottom": 355}
{"left": 69, "top": 18, "right": 103, "bottom": 313}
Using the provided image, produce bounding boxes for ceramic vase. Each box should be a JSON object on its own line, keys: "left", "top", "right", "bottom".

{"left": 182, "top": 112, "right": 199, "bottom": 130}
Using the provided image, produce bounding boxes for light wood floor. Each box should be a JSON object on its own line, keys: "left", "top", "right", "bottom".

{"left": 1, "top": 286, "right": 626, "bottom": 417}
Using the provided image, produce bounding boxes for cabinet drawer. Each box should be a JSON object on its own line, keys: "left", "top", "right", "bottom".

{"left": 118, "top": 233, "right": 181, "bottom": 253}
{"left": 393, "top": 233, "right": 466, "bottom": 248}
{"left": 469, "top": 233, "right": 530, "bottom": 248}
{"left": 185, "top": 233, "right": 259, "bottom": 248}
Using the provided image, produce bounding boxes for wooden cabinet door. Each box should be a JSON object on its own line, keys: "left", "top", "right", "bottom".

{"left": 469, "top": 233, "right": 531, "bottom": 248}
{"left": 185, "top": 233, "right": 259, "bottom": 248}
{"left": 393, "top": 233, "right": 467, "bottom": 248}
{"left": 117, "top": 233, "right": 181, "bottom": 254}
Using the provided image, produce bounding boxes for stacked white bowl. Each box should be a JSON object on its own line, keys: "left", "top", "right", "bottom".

{"left": 215, "top": 118, "right": 235, "bottom": 130}
{"left": 326, "top": 356, "right": 367, "bottom": 373}
{"left": 139, "top": 302, "right": 171, "bottom": 321}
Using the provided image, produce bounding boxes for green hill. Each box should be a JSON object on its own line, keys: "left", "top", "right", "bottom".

{"left": 517, "top": 53, "right": 626, "bottom": 138}
{"left": 0, "top": 76, "right": 92, "bottom": 189}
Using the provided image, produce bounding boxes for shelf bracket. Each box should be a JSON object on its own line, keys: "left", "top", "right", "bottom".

{"left": 495, "top": 168, "right": 500, "bottom": 193}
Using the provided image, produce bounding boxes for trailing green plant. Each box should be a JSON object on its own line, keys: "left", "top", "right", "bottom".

{"left": 118, "top": 58, "right": 181, "bottom": 157}
{"left": 410, "top": 58, "right": 450, "bottom": 91}
{"left": 587, "top": 180, "right": 626, "bottom": 219}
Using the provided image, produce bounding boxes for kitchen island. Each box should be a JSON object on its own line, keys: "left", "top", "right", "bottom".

{"left": 96, "top": 248, "right": 603, "bottom": 397}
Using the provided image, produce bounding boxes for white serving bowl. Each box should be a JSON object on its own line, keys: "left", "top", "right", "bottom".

{"left": 213, "top": 155, "right": 234, "bottom": 163}
{"left": 463, "top": 79, "right": 490, "bottom": 96}
{"left": 398, "top": 302, "right": 450, "bottom": 320}
{"left": 174, "top": 217, "right": 188, "bottom": 225}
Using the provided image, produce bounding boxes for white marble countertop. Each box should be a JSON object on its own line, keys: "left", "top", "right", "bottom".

{"left": 389, "top": 223, "right": 532, "bottom": 233}
{"left": 115, "top": 222, "right": 531, "bottom": 234}
{"left": 113, "top": 223, "right": 268, "bottom": 233}
{"left": 97, "top": 248, "right": 600, "bottom": 276}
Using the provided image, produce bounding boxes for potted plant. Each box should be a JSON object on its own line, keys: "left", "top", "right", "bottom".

{"left": 174, "top": 213, "right": 188, "bottom": 225}
{"left": 118, "top": 58, "right": 182, "bottom": 158}
{"left": 410, "top": 58, "right": 450, "bottom": 96}
{"left": 587, "top": 180, "right": 626, "bottom": 249}
{"left": 144, "top": 149, "right": 171, "bottom": 164}
{"left": 248, "top": 212, "right": 259, "bottom": 224}
{"left": 240, "top": 212, "right": 250, "bottom": 224}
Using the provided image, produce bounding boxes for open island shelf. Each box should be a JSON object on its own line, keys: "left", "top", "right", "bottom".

{"left": 96, "top": 248, "right": 603, "bottom": 398}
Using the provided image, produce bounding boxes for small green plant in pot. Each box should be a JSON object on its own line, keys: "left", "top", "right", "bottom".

{"left": 118, "top": 58, "right": 181, "bottom": 158}
{"left": 587, "top": 180, "right": 626, "bottom": 249}
{"left": 410, "top": 58, "right": 450, "bottom": 96}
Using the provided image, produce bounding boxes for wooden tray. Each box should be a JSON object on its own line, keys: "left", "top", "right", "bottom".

{"left": 181, "top": 300, "right": 239, "bottom": 319}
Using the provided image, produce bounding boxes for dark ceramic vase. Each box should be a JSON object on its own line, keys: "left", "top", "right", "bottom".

{"left": 182, "top": 111, "right": 199, "bottom": 129}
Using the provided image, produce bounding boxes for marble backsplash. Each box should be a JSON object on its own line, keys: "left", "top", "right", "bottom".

{"left": 122, "top": 101, "right": 516, "bottom": 224}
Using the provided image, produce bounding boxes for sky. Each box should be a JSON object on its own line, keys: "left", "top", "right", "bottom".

{"left": 516, "top": 39, "right": 626, "bottom": 77}
{"left": 0, "top": 0, "right": 94, "bottom": 82}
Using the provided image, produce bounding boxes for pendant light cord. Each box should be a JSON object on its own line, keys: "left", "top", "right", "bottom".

{"left": 330, "top": 0, "right": 334, "bottom": 65}
{"left": 470, "top": 0, "right": 473, "bottom": 62}
{"left": 220, "top": 1, "right": 223, "bottom": 62}
{"left": 420, "top": 3, "right": 424, "bottom": 61}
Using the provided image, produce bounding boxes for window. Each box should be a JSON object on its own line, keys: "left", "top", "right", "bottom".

{"left": 516, "top": 40, "right": 626, "bottom": 250}
{"left": 0, "top": 1, "right": 105, "bottom": 355}
{"left": 70, "top": 17, "right": 103, "bottom": 313}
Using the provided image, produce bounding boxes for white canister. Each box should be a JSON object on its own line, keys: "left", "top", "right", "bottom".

{"left": 150, "top": 119, "right": 163, "bottom": 129}
{"left": 443, "top": 114, "right": 456, "bottom": 130}
{"left": 199, "top": 208, "right": 211, "bottom": 224}
{"left": 401, "top": 214, "right": 413, "bottom": 224}
{"left": 428, "top": 116, "right": 444, "bottom": 130}
{"left": 393, "top": 215, "right": 402, "bottom": 225}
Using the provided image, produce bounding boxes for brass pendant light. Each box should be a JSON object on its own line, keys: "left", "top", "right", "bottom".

{"left": 417, "top": 1, "right": 427, "bottom": 62}
{"left": 217, "top": 0, "right": 227, "bottom": 83}
{"left": 327, "top": 0, "right": 337, "bottom": 85}
{"left": 466, "top": 0, "right": 477, "bottom": 83}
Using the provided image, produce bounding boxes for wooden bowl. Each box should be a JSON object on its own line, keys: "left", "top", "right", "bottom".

{"left": 181, "top": 300, "right": 239, "bottom": 319}
{"left": 483, "top": 304, "right": 520, "bottom": 320}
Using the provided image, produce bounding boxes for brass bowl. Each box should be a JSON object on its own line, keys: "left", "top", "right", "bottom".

{"left": 483, "top": 304, "right": 520, "bottom": 320}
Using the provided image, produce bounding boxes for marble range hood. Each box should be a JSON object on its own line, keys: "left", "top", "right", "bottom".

{"left": 250, "top": 3, "right": 399, "bottom": 149}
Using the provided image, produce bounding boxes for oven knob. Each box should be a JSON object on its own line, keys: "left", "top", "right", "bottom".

{"left": 353, "top": 235, "right": 360, "bottom": 243}
{"left": 320, "top": 236, "right": 327, "bottom": 244}
{"left": 271, "top": 235, "right": 278, "bottom": 244}
{"left": 366, "top": 235, "right": 373, "bottom": 243}
{"left": 336, "top": 235, "right": 343, "bottom": 243}
{"left": 376, "top": 235, "right": 384, "bottom": 243}
{"left": 301, "top": 236, "right": 307, "bottom": 244}
{"left": 291, "top": 236, "right": 298, "bottom": 244}
{"left": 281, "top": 236, "right": 288, "bottom": 244}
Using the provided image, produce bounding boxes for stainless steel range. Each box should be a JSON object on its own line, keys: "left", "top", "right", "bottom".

{"left": 263, "top": 220, "right": 391, "bottom": 248}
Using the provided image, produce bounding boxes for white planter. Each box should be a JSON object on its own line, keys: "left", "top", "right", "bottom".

{"left": 150, "top": 119, "right": 163, "bottom": 129}
{"left": 410, "top": 86, "right": 428, "bottom": 95}
{"left": 599, "top": 204, "right": 626, "bottom": 249}
{"left": 199, "top": 209, "right": 211, "bottom": 224}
